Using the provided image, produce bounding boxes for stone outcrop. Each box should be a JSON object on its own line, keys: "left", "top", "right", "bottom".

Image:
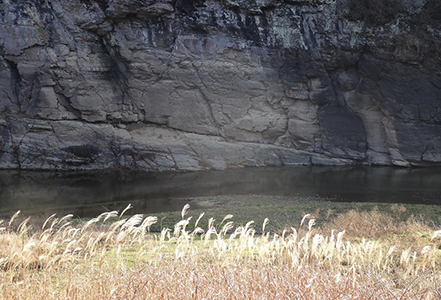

{"left": 0, "top": 0, "right": 440, "bottom": 170}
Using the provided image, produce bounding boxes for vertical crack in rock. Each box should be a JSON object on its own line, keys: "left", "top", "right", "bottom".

{"left": 3, "top": 57, "right": 21, "bottom": 110}
{"left": 191, "top": 61, "right": 221, "bottom": 135}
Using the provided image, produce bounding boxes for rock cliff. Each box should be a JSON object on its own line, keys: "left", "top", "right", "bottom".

{"left": 0, "top": 0, "right": 440, "bottom": 170}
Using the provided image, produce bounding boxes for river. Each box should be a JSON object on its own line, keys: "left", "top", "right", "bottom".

{"left": 1, "top": 166, "right": 441, "bottom": 217}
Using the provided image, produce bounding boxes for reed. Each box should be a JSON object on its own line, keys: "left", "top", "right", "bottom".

{"left": 0, "top": 205, "right": 440, "bottom": 299}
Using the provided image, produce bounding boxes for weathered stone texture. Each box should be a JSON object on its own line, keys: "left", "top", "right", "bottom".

{"left": 0, "top": 0, "right": 440, "bottom": 170}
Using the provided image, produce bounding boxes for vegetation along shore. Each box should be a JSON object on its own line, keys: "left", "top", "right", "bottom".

{"left": 1, "top": 195, "right": 441, "bottom": 299}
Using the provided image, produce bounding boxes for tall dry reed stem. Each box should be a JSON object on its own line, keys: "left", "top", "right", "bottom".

{"left": 0, "top": 205, "right": 440, "bottom": 299}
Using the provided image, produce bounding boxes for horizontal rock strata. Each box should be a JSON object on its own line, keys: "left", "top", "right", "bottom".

{"left": 0, "top": 0, "right": 440, "bottom": 170}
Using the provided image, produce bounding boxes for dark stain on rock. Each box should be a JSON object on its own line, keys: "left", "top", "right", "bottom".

{"left": 176, "top": 0, "right": 206, "bottom": 14}
{"left": 64, "top": 145, "right": 100, "bottom": 158}
{"left": 318, "top": 106, "right": 368, "bottom": 159}
{"left": 79, "top": 0, "right": 109, "bottom": 11}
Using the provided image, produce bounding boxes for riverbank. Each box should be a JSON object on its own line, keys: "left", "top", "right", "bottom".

{"left": 153, "top": 194, "right": 441, "bottom": 233}
{"left": 1, "top": 203, "right": 441, "bottom": 299}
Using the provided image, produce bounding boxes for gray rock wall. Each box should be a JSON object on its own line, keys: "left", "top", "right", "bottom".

{"left": 0, "top": 0, "right": 440, "bottom": 171}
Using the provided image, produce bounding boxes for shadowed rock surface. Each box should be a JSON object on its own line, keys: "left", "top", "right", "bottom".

{"left": 0, "top": 0, "right": 440, "bottom": 170}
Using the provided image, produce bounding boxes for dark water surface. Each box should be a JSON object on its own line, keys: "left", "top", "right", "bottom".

{"left": 1, "top": 166, "right": 441, "bottom": 217}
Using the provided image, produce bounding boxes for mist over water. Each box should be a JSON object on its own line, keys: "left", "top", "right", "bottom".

{"left": 1, "top": 166, "right": 441, "bottom": 217}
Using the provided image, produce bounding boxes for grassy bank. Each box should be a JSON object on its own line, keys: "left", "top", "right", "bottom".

{"left": 1, "top": 200, "right": 441, "bottom": 299}
{"left": 156, "top": 194, "right": 441, "bottom": 232}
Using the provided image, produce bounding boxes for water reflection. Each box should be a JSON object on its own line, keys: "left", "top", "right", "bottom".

{"left": 0, "top": 166, "right": 441, "bottom": 217}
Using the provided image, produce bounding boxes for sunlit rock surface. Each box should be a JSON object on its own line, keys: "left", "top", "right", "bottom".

{"left": 0, "top": 0, "right": 440, "bottom": 170}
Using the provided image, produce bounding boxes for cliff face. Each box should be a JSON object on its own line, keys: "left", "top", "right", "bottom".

{"left": 0, "top": 0, "right": 440, "bottom": 171}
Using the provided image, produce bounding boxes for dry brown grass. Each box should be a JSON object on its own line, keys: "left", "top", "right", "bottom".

{"left": 1, "top": 263, "right": 432, "bottom": 300}
{"left": 323, "top": 206, "right": 436, "bottom": 251}
{"left": 325, "top": 208, "right": 400, "bottom": 239}
{"left": 1, "top": 205, "right": 441, "bottom": 299}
